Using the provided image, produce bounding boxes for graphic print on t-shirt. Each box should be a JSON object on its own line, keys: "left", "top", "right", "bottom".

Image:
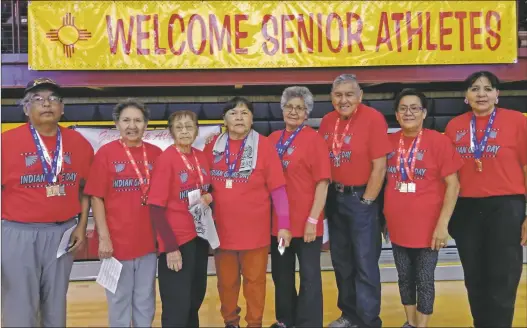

{"left": 453, "top": 127, "right": 501, "bottom": 158}
{"left": 20, "top": 150, "right": 79, "bottom": 188}
{"left": 321, "top": 133, "right": 352, "bottom": 167}
{"left": 386, "top": 149, "right": 429, "bottom": 180}
{"left": 178, "top": 168, "right": 210, "bottom": 202}
{"left": 112, "top": 159, "right": 154, "bottom": 192}
{"left": 210, "top": 146, "right": 253, "bottom": 185}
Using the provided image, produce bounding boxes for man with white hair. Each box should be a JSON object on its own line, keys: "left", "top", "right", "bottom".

{"left": 319, "top": 74, "right": 391, "bottom": 328}
{"left": 1, "top": 78, "right": 94, "bottom": 327}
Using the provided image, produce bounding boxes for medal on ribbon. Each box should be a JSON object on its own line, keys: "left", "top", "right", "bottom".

{"left": 29, "top": 124, "right": 65, "bottom": 197}
{"left": 470, "top": 109, "right": 496, "bottom": 173}
{"left": 120, "top": 140, "right": 150, "bottom": 205}
{"left": 396, "top": 130, "right": 422, "bottom": 193}
{"left": 224, "top": 135, "right": 248, "bottom": 189}
{"left": 174, "top": 146, "right": 206, "bottom": 197}
{"left": 331, "top": 115, "right": 354, "bottom": 167}
{"left": 275, "top": 125, "right": 304, "bottom": 170}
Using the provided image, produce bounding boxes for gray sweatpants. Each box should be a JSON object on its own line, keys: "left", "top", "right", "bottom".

{"left": 1, "top": 218, "right": 77, "bottom": 328}
{"left": 106, "top": 252, "right": 157, "bottom": 327}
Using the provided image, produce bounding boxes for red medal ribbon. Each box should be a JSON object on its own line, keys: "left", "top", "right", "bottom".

{"left": 396, "top": 130, "right": 423, "bottom": 182}
{"left": 174, "top": 146, "right": 205, "bottom": 191}
{"left": 331, "top": 114, "right": 355, "bottom": 157}
{"left": 120, "top": 140, "right": 150, "bottom": 203}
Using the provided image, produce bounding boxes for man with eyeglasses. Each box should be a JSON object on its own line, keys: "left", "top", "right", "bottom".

{"left": 1, "top": 78, "right": 94, "bottom": 327}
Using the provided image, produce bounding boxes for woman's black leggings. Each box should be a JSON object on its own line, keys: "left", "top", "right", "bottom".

{"left": 392, "top": 243, "right": 439, "bottom": 315}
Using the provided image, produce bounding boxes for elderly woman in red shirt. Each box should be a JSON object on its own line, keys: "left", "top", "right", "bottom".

{"left": 148, "top": 110, "right": 213, "bottom": 327}
{"left": 445, "top": 71, "right": 527, "bottom": 328}
{"left": 267, "top": 86, "right": 331, "bottom": 328}
{"left": 383, "top": 89, "right": 462, "bottom": 328}
{"left": 85, "top": 100, "right": 162, "bottom": 327}
{"left": 204, "top": 96, "right": 292, "bottom": 328}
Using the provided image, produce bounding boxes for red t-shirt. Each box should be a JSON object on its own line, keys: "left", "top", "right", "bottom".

{"left": 445, "top": 108, "right": 527, "bottom": 198}
{"left": 147, "top": 146, "right": 211, "bottom": 253}
{"left": 268, "top": 126, "right": 331, "bottom": 237}
{"left": 84, "top": 140, "right": 162, "bottom": 261}
{"left": 204, "top": 133, "right": 286, "bottom": 250}
{"left": 318, "top": 104, "right": 392, "bottom": 185}
{"left": 383, "top": 129, "right": 464, "bottom": 248}
{"left": 1, "top": 123, "right": 94, "bottom": 223}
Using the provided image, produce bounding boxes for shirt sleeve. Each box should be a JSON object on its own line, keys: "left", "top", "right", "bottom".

{"left": 147, "top": 150, "right": 175, "bottom": 207}
{"left": 203, "top": 135, "right": 218, "bottom": 166}
{"left": 84, "top": 148, "right": 109, "bottom": 198}
{"left": 368, "top": 113, "right": 392, "bottom": 160}
{"left": 437, "top": 134, "right": 464, "bottom": 178}
{"left": 309, "top": 133, "right": 332, "bottom": 183}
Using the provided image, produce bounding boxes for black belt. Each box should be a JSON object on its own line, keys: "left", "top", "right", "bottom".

{"left": 331, "top": 182, "right": 366, "bottom": 193}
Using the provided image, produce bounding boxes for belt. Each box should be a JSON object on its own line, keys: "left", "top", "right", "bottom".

{"left": 331, "top": 182, "right": 366, "bottom": 193}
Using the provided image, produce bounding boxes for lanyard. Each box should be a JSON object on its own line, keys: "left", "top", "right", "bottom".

{"left": 29, "top": 124, "right": 63, "bottom": 184}
{"left": 275, "top": 125, "right": 304, "bottom": 160}
{"left": 470, "top": 109, "right": 496, "bottom": 160}
{"left": 396, "top": 130, "right": 423, "bottom": 182}
{"left": 225, "top": 135, "right": 248, "bottom": 178}
{"left": 120, "top": 140, "right": 150, "bottom": 199}
{"left": 332, "top": 114, "right": 355, "bottom": 157}
{"left": 174, "top": 146, "right": 205, "bottom": 190}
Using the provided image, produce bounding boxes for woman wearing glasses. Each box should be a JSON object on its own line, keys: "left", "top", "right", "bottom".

{"left": 383, "top": 89, "right": 463, "bottom": 328}
{"left": 267, "top": 86, "right": 331, "bottom": 328}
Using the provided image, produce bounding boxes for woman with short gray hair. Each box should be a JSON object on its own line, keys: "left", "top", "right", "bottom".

{"left": 268, "top": 86, "right": 331, "bottom": 328}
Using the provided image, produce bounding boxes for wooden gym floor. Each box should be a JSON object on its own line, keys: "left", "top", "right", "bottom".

{"left": 67, "top": 267, "right": 526, "bottom": 327}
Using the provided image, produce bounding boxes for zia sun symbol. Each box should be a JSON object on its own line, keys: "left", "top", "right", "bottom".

{"left": 46, "top": 13, "right": 91, "bottom": 58}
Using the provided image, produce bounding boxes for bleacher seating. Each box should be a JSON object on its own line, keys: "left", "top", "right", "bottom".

{"left": 3, "top": 96, "right": 527, "bottom": 135}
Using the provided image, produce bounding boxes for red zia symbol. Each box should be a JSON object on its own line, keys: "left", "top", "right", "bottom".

{"left": 46, "top": 13, "right": 91, "bottom": 58}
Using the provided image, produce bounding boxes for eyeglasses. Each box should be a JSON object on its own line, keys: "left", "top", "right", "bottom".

{"left": 31, "top": 95, "right": 62, "bottom": 104}
{"left": 283, "top": 104, "right": 306, "bottom": 113}
{"left": 173, "top": 124, "right": 195, "bottom": 132}
{"left": 397, "top": 106, "right": 423, "bottom": 114}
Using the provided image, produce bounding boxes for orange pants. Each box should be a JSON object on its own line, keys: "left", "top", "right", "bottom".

{"left": 214, "top": 246, "right": 269, "bottom": 328}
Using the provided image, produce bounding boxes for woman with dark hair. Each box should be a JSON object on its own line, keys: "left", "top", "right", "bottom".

{"left": 383, "top": 89, "right": 463, "bottom": 328}
{"left": 445, "top": 71, "right": 527, "bottom": 328}
{"left": 147, "top": 110, "right": 213, "bottom": 327}
{"left": 84, "top": 99, "right": 162, "bottom": 327}
{"left": 204, "top": 96, "right": 292, "bottom": 328}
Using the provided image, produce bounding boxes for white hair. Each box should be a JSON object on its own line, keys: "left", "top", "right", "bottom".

{"left": 280, "top": 86, "right": 314, "bottom": 116}
{"left": 332, "top": 74, "right": 360, "bottom": 92}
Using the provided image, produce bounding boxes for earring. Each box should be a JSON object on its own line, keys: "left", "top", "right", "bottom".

{"left": 495, "top": 98, "right": 499, "bottom": 104}
{"left": 464, "top": 98, "right": 468, "bottom": 104}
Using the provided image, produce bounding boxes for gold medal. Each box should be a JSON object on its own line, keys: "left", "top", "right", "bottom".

{"left": 475, "top": 159, "right": 483, "bottom": 172}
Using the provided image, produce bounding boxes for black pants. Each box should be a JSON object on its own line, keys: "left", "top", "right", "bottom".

{"left": 391, "top": 244, "right": 439, "bottom": 315}
{"left": 270, "top": 236, "right": 323, "bottom": 327}
{"left": 326, "top": 186, "right": 383, "bottom": 328}
{"left": 157, "top": 237, "right": 210, "bottom": 327}
{"left": 449, "top": 195, "right": 525, "bottom": 328}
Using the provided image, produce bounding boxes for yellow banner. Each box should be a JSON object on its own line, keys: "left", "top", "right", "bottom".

{"left": 28, "top": 1, "right": 517, "bottom": 70}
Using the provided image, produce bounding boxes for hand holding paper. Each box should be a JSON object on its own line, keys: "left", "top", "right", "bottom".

{"left": 96, "top": 257, "right": 123, "bottom": 294}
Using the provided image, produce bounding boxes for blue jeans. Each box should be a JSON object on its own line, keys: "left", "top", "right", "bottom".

{"left": 327, "top": 186, "right": 383, "bottom": 328}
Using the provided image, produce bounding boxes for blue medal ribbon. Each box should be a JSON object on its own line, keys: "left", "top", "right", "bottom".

{"left": 225, "top": 135, "right": 248, "bottom": 178}
{"left": 470, "top": 109, "right": 496, "bottom": 160}
{"left": 29, "top": 124, "right": 62, "bottom": 184}
{"left": 275, "top": 125, "right": 304, "bottom": 160}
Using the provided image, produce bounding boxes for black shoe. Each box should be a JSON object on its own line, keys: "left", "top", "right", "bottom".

{"left": 270, "top": 322, "right": 288, "bottom": 328}
{"left": 402, "top": 322, "right": 416, "bottom": 328}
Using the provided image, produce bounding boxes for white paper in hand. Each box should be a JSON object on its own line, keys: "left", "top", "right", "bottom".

{"left": 96, "top": 257, "right": 123, "bottom": 294}
{"left": 188, "top": 189, "right": 201, "bottom": 208}
{"left": 56, "top": 224, "right": 77, "bottom": 258}
{"left": 322, "top": 219, "right": 329, "bottom": 244}
{"left": 278, "top": 238, "right": 285, "bottom": 255}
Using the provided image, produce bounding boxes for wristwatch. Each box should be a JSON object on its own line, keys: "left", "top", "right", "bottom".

{"left": 360, "top": 197, "right": 374, "bottom": 205}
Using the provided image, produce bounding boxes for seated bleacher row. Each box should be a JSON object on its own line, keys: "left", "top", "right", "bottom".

{"left": 2, "top": 96, "right": 526, "bottom": 135}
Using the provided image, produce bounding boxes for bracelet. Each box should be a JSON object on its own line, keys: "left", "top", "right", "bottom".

{"left": 307, "top": 217, "right": 318, "bottom": 224}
